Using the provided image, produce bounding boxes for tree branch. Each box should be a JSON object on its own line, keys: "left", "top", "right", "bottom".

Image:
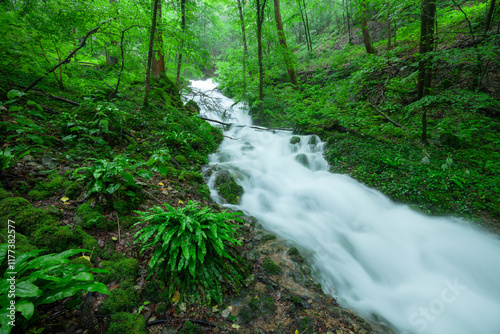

{"left": 24, "top": 19, "right": 113, "bottom": 93}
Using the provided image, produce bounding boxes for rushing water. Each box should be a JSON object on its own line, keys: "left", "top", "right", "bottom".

{"left": 190, "top": 79, "right": 500, "bottom": 334}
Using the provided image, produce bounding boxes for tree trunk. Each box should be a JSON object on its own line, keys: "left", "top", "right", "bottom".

{"left": 484, "top": 0, "right": 497, "bottom": 35}
{"left": 237, "top": 0, "right": 248, "bottom": 92}
{"left": 297, "top": 0, "right": 310, "bottom": 51}
{"left": 107, "top": 0, "right": 119, "bottom": 66}
{"left": 273, "top": 0, "right": 298, "bottom": 86}
{"left": 359, "top": 1, "right": 375, "bottom": 54}
{"left": 256, "top": 0, "right": 267, "bottom": 114}
{"left": 417, "top": 0, "right": 436, "bottom": 143}
{"left": 302, "top": 0, "right": 313, "bottom": 51}
{"left": 176, "top": 0, "right": 187, "bottom": 86}
{"left": 387, "top": 2, "right": 392, "bottom": 50}
{"left": 331, "top": 0, "right": 342, "bottom": 34}
{"left": 143, "top": 0, "right": 161, "bottom": 108}
{"left": 152, "top": 1, "right": 165, "bottom": 77}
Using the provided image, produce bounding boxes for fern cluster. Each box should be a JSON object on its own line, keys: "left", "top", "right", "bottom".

{"left": 133, "top": 201, "right": 246, "bottom": 305}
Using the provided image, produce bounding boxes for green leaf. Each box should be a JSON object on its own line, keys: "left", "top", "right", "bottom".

{"left": 16, "top": 300, "right": 34, "bottom": 320}
{"left": 106, "top": 183, "right": 121, "bottom": 194}
{"left": 137, "top": 169, "right": 153, "bottom": 179}
{"left": 7, "top": 89, "right": 25, "bottom": 99}
{"left": 122, "top": 172, "right": 135, "bottom": 184}
{"left": 15, "top": 281, "right": 42, "bottom": 298}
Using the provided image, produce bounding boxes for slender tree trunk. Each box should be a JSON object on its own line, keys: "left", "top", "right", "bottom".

{"left": 331, "top": 0, "right": 342, "bottom": 34}
{"left": 387, "top": 2, "right": 392, "bottom": 50}
{"left": 484, "top": 0, "right": 497, "bottom": 35}
{"left": 302, "top": 0, "right": 313, "bottom": 51}
{"left": 417, "top": 0, "right": 436, "bottom": 143}
{"left": 359, "top": 0, "right": 375, "bottom": 54}
{"left": 237, "top": 0, "right": 248, "bottom": 92}
{"left": 344, "top": 0, "right": 353, "bottom": 44}
{"left": 107, "top": 0, "right": 119, "bottom": 66}
{"left": 297, "top": 0, "right": 310, "bottom": 51}
{"left": 143, "top": 0, "right": 161, "bottom": 108}
{"left": 152, "top": 1, "right": 165, "bottom": 77}
{"left": 256, "top": 0, "right": 267, "bottom": 114}
{"left": 273, "top": 0, "right": 298, "bottom": 86}
{"left": 176, "top": 0, "right": 187, "bottom": 85}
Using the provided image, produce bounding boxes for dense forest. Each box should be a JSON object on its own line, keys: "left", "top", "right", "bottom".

{"left": 0, "top": 0, "right": 499, "bottom": 333}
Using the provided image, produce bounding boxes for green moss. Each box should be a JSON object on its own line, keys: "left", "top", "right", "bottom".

{"left": 31, "top": 225, "right": 83, "bottom": 252}
{"left": 76, "top": 202, "right": 114, "bottom": 231}
{"left": 261, "top": 234, "right": 276, "bottom": 242}
{"left": 248, "top": 297, "right": 260, "bottom": 311}
{"left": 175, "top": 155, "right": 187, "bottom": 165}
{"left": 287, "top": 247, "right": 300, "bottom": 256}
{"left": 28, "top": 189, "right": 52, "bottom": 200}
{"left": 290, "top": 136, "right": 301, "bottom": 144}
{"left": 0, "top": 188, "right": 11, "bottom": 200}
{"left": 261, "top": 296, "right": 277, "bottom": 314}
{"left": 239, "top": 294, "right": 276, "bottom": 324}
{"left": 215, "top": 170, "right": 243, "bottom": 205}
{"left": 65, "top": 182, "right": 83, "bottom": 200}
{"left": 119, "top": 216, "right": 139, "bottom": 229}
{"left": 190, "top": 137, "right": 204, "bottom": 151}
{"left": 184, "top": 100, "right": 201, "bottom": 115}
{"left": 179, "top": 321, "right": 203, "bottom": 334}
{"left": 0, "top": 197, "right": 59, "bottom": 235}
{"left": 185, "top": 172, "right": 204, "bottom": 184}
{"left": 101, "top": 282, "right": 139, "bottom": 314}
{"left": 299, "top": 317, "right": 312, "bottom": 332}
{"left": 262, "top": 259, "right": 282, "bottom": 275}
{"left": 107, "top": 312, "right": 146, "bottom": 334}
{"left": 0, "top": 229, "right": 37, "bottom": 253}
{"left": 99, "top": 257, "right": 139, "bottom": 284}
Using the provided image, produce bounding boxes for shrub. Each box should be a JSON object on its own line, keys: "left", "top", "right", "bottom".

{"left": 133, "top": 201, "right": 245, "bottom": 305}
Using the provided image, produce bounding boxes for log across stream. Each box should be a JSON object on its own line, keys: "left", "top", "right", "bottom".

{"left": 191, "top": 79, "right": 500, "bottom": 334}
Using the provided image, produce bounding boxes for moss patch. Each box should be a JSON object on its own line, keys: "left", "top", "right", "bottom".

{"left": 0, "top": 229, "right": 37, "bottom": 253}
{"left": 75, "top": 202, "right": 114, "bottom": 231}
{"left": 262, "top": 259, "right": 282, "bottom": 275}
{"left": 98, "top": 257, "right": 139, "bottom": 284}
{"left": 214, "top": 170, "right": 243, "bottom": 204}
{"left": 65, "top": 182, "right": 83, "bottom": 200}
{"left": 31, "top": 225, "right": 84, "bottom": 253}
{"left": 0, "top": 197, "right": 58, "bottom": 235}
{"left": 100, "top": 281, "right": 139, "bottom": 314}
{"left": 238, "top": 295, "right": 277, "bottom": 324}
{"left": 107, "top": 312, "right": 146, "bottom": 334}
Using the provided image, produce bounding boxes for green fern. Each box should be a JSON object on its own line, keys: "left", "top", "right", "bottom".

{"left": 133, "top": 201, "right": 245, "bottom": 305}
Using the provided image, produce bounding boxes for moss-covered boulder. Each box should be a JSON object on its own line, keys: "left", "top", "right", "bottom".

{"left": 98, "top": 257, "right": 139, "bottom": 284}
{"left": 0, "top": 188, "right": 11, "bottom": 200}
{"left": 262, "top": 259, "right": 282, "bottom": 275}
{"left": 290, "top": 136, "right": 301, "bottom": 144}
{"left": 75, "top": 202, "right": 114, "bottom": 231}
{"left": 0, "top": 197, "right": 58, "bottom": 235}
{"left": 31, "top": 225, "right": 85, "bottom": 253}
{"left": 107, "top": 312, "right": 146, "bottom": 334}
{"left": 29, "top": 174, "right": 70, "bottom": 200}
{"left": 184, "top": 100, "right": 201, "bottom": 115}
{"left": 100, "top": 281, "right": 139, "bottom": 314}
{"left": 150, "top": 73, "right": 182, "bottom": 108}
{"left": 214, "top": 170, "right": 243, "bottom": 204}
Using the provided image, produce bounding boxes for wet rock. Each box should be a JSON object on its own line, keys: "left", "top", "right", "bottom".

{"left": 242, "top": 142, "right": 255, "bottom": 151}
{"left": 214, "top": 170, "right": 243, "bottom": 204}
{"left": 141, "top": 307, "right": 152, "bottom": 321}
{"left": 290, "top": 136, "right": 301, "bottom": 144}
{"left": 221, "top": 306, "right": 233, "bottom": 318}
{"left": 42, "top": 154, "right": 57, "bottom": 168}
{"left": 262, "top": 259, "right": 282, "bottom": 275}
{"left": 243, "top": 274, "right": 256, "bottom": 287}
{"left": 295, "top": 154, "right": 309, "bottom": 168}
{"left": 247, "top": 251, "right": 259, "bottom": 261}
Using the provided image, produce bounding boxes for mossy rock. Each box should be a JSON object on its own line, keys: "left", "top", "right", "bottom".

{"left": 65, "top": 182, "right": 83, "bottom": 200}
{"left": 290, "top": 136, "right": 301, "bottom": 144}
{"left": 185, "top": 172, "right": 204, "bottom": 184}
{"left": 101, "top": 281, "right": 139, "bottom": 314}
{"left": 0, "top": 229, "right": 37, "bottom": 253}
{"left": 184, "top": 100, "right": 201, "bottom": 115}
{"left": 238, "top": 295, "right": 277, "bottom": 324}
{"left": 75, "top": 202, "right": 114, "bottom": 231}
{"left": 214, "top": 170, "right": 243, "bottom": 205}
{"left": 295, "top": 154, "right": 309, "bottom": 168}
{"left": 287, "top": 247, "right": 300, "bottom": 256}
{"left": 31, "top": 225, "right": 84, "bottom": 253}
{"left": 0, "top": 197, "right": 58, "bottom": 235}
{"left": 174, "top": 155, "right": 187, "bottom": 165}
{"left": 0, "top": 188, "right": 11, "bottom": 200}
{"left": 107, "top": 312, "right": 146, "bottom": 334}
{"left": 98, "top": 257, "right": 139, "bottom": 284}
{"left": 190, "top": 137, "right": 204, "bottom": 151}
{"left": 28, "top": 189, "right": 53, "bottom": 200}
{"left": 262, "top": 259, "right": 282, "bottom": 275}
{"left": 29, "top": 174, "right": 70, "bottom": 200}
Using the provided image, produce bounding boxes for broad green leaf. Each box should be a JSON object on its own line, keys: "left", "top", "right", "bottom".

{"left": 16, "top": 300, "right": 34, "bottom": 320}
{"left": 15, "top": 281, "right": 42, "bottom": 298}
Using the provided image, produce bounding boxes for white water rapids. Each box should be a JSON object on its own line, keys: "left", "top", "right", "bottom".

{"left": 190, "top": 79, "right": 500, "bottom": 334}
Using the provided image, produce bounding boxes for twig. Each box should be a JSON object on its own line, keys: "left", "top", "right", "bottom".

{"left": 143, "top": 189, "right": 163, "bottom": 204}
{"left": 116, "top": 212, "right": 121, "bottom": 242}
{"left": 203, "top": 163, "right": 218, "bottom": 175}
{"left": 371, "top": 104, "right": 406, "bottom": 129}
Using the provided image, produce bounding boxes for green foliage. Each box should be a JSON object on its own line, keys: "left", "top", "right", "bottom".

{"left": 133, "top": 201, "right": 245, "bottom": 305}
{"left": 98, "top": 257, "right": 139, "bottom": 284}
{"left": 100, "top": 281, "right": 139, "bottom": 314}
{"left": 0, "top": 146, "right": 38, "bottom": 172}
{"left": 107, "top": 312, "right": 147, "bottom": 334}
{"left": 0, "top": 245, "right": 109, "bottom": 334}
{"left": 75, "top": 202, "right": 114, "bottom": 231}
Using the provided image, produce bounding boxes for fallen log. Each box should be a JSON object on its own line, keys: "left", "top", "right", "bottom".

{"left": 198, "top": 116, "right": 293, "bottom": 132}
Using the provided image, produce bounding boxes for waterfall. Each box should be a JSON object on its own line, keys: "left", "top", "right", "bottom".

{"left": 191, "top": 79, "right": 500, "bottom": 334}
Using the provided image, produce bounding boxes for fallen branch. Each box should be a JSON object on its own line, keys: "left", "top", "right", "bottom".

{"left": 371, "top": 104, "right": 406, "bottom": 129}
{"left": 24, "top": 18, "right": 113, "bottom": 93}
{"left": 13, "top": 84, "right": 80, "bottom": 106}
{"left": 198, "top": 116, "right": 293, "bottom": 132}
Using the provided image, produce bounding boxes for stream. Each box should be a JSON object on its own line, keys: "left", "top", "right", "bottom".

{"left": 190, "top": 79, "right": 500, "bottom": 334}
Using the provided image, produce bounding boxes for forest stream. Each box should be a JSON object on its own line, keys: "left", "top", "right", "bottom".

{"left": 191, "top": 79, "right": 500, "bottom": 334}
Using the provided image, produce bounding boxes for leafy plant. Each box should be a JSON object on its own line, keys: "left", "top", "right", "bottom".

{"left": 0, "top": 146, "right": 38, "bottom": 172}
{"left": 73, "top": 154, "right": 153, "bottom": 201}
{"left": 133, "top": 201, "right": 245, "bottom": 305}
{"left": 0, "top": 245, "right": 109, "bottom": 334}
